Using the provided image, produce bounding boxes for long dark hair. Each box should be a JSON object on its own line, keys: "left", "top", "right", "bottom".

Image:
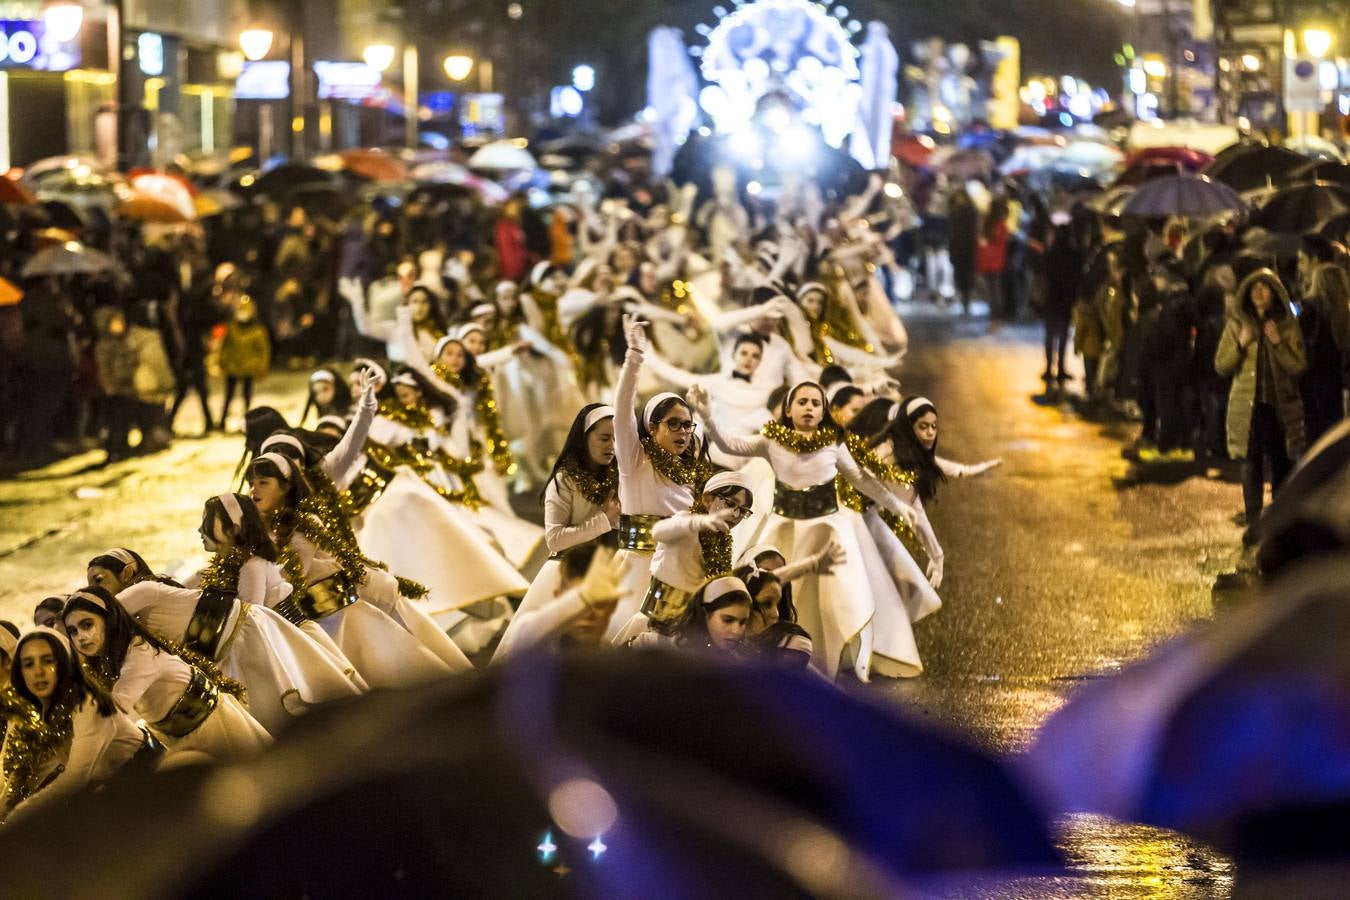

{"left": 850, "top": 396, "right": 944, "bottom": 503}
{"left": 676, "top": 581, "right": 753, "bottom": 648}
{"left": 63, "top": 586, "right": 157, "bottom": 683}
{"left": 777, "top": 381, "right": 840, "bottom": 435}
{"left": 395, "top": 366, "right": 459, "bottom": 419}
{"left": 86, "top": 549, "right": 182, "bottom": 589}
{"left": 435, "top": 337, "right": 482, "bottom": 386}
{"left": 11, "top": 629, "right": 111, "bottom": 718}
{"left": 202, "top": 493, "right": 279, "bottom": 562}
{"left": 639, "top": 394, "right": 710, "bottom": 465}
{"left": 248, "top": 456, "right": 313, "bottom": 510}
{"left": 571, "top": 303, "right": 629, "bottom": 370}
{"left": 542, "top": 403, "right": 617, "bottom": 500}
{"left": 735, "top": 563, "right": 797, "bottom": 625}
{"left": 407, "top": 285, "right": 450, "bottom": 338}
{"left": 303, "top": 368, "right": 352, "bottom": 422}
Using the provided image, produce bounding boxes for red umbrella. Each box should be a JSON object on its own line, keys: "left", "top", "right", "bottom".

{"left": 893, "top": 134, "right": 937, "bottom": 168}
{"left": 0, "top": 172, "right": 36, "bottom": 205}
{"left": 1125, "top": 146, "right": 1214, "bottom": 172}
{"left": 127, "top": 167, "right": 198, "bottom": 196}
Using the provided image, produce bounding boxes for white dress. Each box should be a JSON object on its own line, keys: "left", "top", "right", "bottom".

{"left": 112, "top": 639, "right": 272, "bottom": 765}
{"left": 283, "top": 528, "right": 454, "bottom": 688}
{"left": 702, "top": 419, "right": 923, "bottom": 681}
{"left": 610, "top": 348, "right": 697, "bottom": 639}
{"left": 123, "top": 573, "right": 364, "bottom": 736}
{"left": 859, "top": 485, "right": 942, "bottom": 625}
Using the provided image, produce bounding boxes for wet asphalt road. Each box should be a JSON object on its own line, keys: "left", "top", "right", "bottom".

{"left": 0, "top": 313, "right": 1248, "bottom": 895}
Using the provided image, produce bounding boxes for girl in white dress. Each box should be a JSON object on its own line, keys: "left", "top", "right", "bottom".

{"left": 63, "top": 587, "right": 272, "bottom": 765}
{"left": 1, "top": 627, "right": 152, "bottom": 818}
{"left": 608, "top": 316, "right": 715, "bottom": 639}
{"left": 496, "top": 404, "right": 618, "bottom": 648}
{"left": 688, "top": 381, "right": 925, "bottom": 681}
{"left": 248, "top": 453, "right": 454, "bottom": 688}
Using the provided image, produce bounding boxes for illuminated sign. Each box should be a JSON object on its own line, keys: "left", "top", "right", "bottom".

{"left": 138, "top": 33, "right": 164, "bottom": 77}
{"left": 235, "top": 60, "right": 291, "bottom": 100}
{"left": 314, "top": 61, "right": 382, "bottom": 100}
{"left": 0, "top": 19, "right": 80, "bottom": 71}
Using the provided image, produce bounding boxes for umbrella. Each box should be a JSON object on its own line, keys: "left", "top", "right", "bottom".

{"left": 1320, "top": 211, "right": 1350, "bottom": 243}
{"left": 1240, "top": 227, "right": 1305, "bottom": 264}
{"left": 1204, "top": 145, "right": 1307, "bottom": 193}
{"left": 1121, "top": 174, "right": 1246, "bottom": 218}
{"left": 251, "top": 162, "right": 340, "bottom": 200}
{"left": 21, "top": 241, "right": 117, "bottom": 277}
{"left": 0, "top": 654, "right": 1059, "bottom": 899}
{"left": 411, "top": 161, "right": 510, "bottom": 203}
{"left": 1108, "top": 160, "right": 1182, "bottom": 189}
{"left": 40, "top": 198, "right": 86, "bottom": 230}
{"left": 129, "top": 173, "right": 197, "bottom": 220}
{"left": 1248, "top": 181, "right": 1350, "bottom": 233}
{"left": 21, "top": 155, "right": 109, "bottom": 187}
{"left": 1125, "top": 146, "right": 1213, "bottom": 172}
{"left": 0, "top": 173, "right": 36, "bottom": 205}
{"left": 1284, "top": 135, "right": 1344, "bottom": 162}
{"left": 540, "top": 134, "right": 604, "bottom": 162}
{"left": 118, "top": 192, "right": 193, "bottom": 224}
{"left": 194, "top": 188, "right": 243, "bottom": 218}
{"left": 0, "top": 276, "right": 22, "bottom": 307}
{"left": 1256, "top": 419, "right": 1350, "bottom": 576}
{"left": 893, "top": 133, "right": 937, "bottom": 167}
{"left": 329, "top": 149, "right": 410, "bottom": 183}
{"left": 1023, "top": 552, "right": 1350, "bottom": 860}
{"left": 286, "top": 183, "right": 354, "bottom": 220}
{"left": 1287, "top": 160, "right": 1350, "bottom": 188}
{"left": 1057, "top": 140, "right": 1124, "bottom": 173}
{"left": 468, "top": 140, "right": 538, "bottom": 172}
{"left": 928, "top": 147, "right": 993, "bottom": 178}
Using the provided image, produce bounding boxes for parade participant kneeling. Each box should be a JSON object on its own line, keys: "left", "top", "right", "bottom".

{"left": 1, "top": 627, "right": 156, "bottom": 819}
{"left": 492, "top": 545, "right": 624, "bottom": 663}
{"left": 63, "top": 587, "right": 272, "bottom": 766}
{"left": 736, "top": 563, "right": 814, "bottom": 669}
{"left": 628, "top": 576, "right": 753, "bottom": 656}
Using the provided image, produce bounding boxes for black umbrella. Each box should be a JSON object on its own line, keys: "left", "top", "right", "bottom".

{"left": 1204, "top": 145, "right": 1307, "bottom": 193}
{"left": 1320, "top": 211, "right": 1350, "bottom": 243}
{"left": 1286, "top": 160, "right": 1350, "bottom": 188}
{"left": 284, "top": 183, "right": 353, "bottom": 220}
{"left": 1258, "top": 419, "right": 1350, "bottom": 576}
{"left": 1249, "top": 181, "right": 1350, "bottom": 233}
{"left": 251, "top": 163, "right": 340, "bottom": 201}
{"left": 1108, "top": 160, "right": 1182, "bottom": 190}
{"left": 40, "top": 198, "right": 86, "bottom": 231}
{"left": 0, "top": 654, "right": 1060, "bottom": 899}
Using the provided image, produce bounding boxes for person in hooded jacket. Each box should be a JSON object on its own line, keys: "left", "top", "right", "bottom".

{"left": 1215, "top": 269, "right": 1307, "bottom": 542}
{"left": 1298, "top": 262, "right": 1350, "bottom": 445}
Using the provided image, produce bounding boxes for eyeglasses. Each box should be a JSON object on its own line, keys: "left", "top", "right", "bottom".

{"left": 724, "top": 502, "right": 753, "bottom": 521}
{"left": 662, "top": 417, "right": 697, "bottom": 433}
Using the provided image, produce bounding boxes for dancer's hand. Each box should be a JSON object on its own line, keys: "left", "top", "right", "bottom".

{"left": 971, "top": 458, "right": 1002, "bottom": 476}
{"left": 892, "top": 501, "right": 920, "bottom": 532}
{"left": 579, "top": 547, "right": 623, "bottom": 608}
{"left": 814, "top": 539, "right": 847, "bottom": 575}
{"left": 356, "top": 366, "right": 383, "bottom": 397}
{"left": 695, "top": 508, "right": 738, "bottom": 534}
{"left": 685, "top": 384, "right": 711, "bottom": 416}
{"left": 602, "top": 493, "right": 620, "bottom": 528}
{"left": 622, "top": 313, "right": 647, "bottom": 355}
{"left": 926, "top": 554, "right": 944, "bottom": 590}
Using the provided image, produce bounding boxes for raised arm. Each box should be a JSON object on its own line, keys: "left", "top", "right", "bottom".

{"left": 652, "top": 508, "right": 737, "bottom": 544}
{"left": 394, "top": 306, "right": 469, "bottom": 405}
{"left": 340, "top": 276, "right": 396, "bottom": 343}
{"left": 322, "top": 370, "right": 379, "bottom": 479}
{"left": 641, "top": 349, "right": 700, "bottom": 391}
{"left": 936, "top": 456, "right": 1002, "bottom": 478}
{"left": 492, "top": 588, "right": 589, "bottom": 664}
{"left": 713, "top": 298, "right": 780, "bottom": 335}
{"left": 687, "top": 386, "right": 768, "bottom": 459}
{"left": 613, "top": 316, "right": 647, "bottom": 475}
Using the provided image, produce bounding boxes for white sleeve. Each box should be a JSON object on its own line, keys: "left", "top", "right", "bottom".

{"left": 937, "top": 456, "right": 999, "bottom": 478}
{"left": 236, "top": 557, "right": 268, "bottom": 606}
{"left": 543, "top": 477, "right": 612, "bottom": 554}
{"left": 613, "top": 350, "right": 644, "bottom": 476}
{"left": 699, "top": 410, "right": 768, "bottom": 460}
{"left": 392, "top": 308, "right": 469, "bottom": 405}
{"left": 713, "top": 302, "right": 772, "bottom": 335}
{"left": 474, "top": 345, "right": 515, "bottom": 369}
{"left": 838, "top": 445, "right": 909, "bottom": 518}
{"left": 492, "top": 588, "right": 589, "bottom": 664}
{"left": 909, "top": 494, "right": 943, "bottom": 562}
{"left": 110, "top": 641, "right": 161, "bottom": 716}
{"left": 322, "top": 386, "right": 377, "bottom": 479}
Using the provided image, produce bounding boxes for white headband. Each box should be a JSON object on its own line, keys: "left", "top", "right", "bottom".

{"left": 309, "top": 370, "right": 336, "bottom": 385}
{"left": 643, "top": 392, "right": 685, "bottom": 426}
{"left": 797, "top": 281, "right": 828, "bottom": 300}
{"left": 703, "top": 470, "right": 752, "bottom": 502}
{"left": 392, "top": 373, "right": 420, "bottom": 389}
{"left": 585, "top": 405, "right": 615, "bottom": 431}
{"left": 886, "top": 402, "right": 901, "bottom": 424}
{"left": 530, "top": 261, "right": 552, "bottom": 285}
{"left": 317, "top": 415, "right": 348, "bottom": 432}
{"left": 457, "top": 323, "right": 486, "bottom": 340}
{"left": 469, "top": 303, "right": 496, "bottom": 319}
{"left": 433, "top": 335, "right": 457, "bottom": 359}
{"left": 906, "top": 396, "right": 934, "bottom": 417}
{"left": 16, "top": 625, "right": 71, "bottom": 662}
{"left": 254, "top": 452, "right": 294, "bottom": 480}
{"left": 261, "top": 433, "right": 305, "bottom": 457}
{"left": 495, "top": 281, "right": 518, "bottom": 295}
{"left": 825, "top": 382, "right": 853, "bottom": 404}
{"left": 104, "top": 548, "right": 136, "bottom": 567}
{"left": 737, "top": 543, "right": 784, "bottom": 567}
{"left": 216, "top": 492, "right": 243, "bottom": 527}
{"left": 701, "top": 576, "right": 749, "bottom": 606}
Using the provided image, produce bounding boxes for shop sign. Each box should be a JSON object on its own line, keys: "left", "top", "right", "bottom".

{"left": 0, "top": 19, "right": 80, "bottom": 71}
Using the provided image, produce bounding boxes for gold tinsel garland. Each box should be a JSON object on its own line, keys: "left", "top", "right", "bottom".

{"left": 843, "top": 431, "right": 918, "bottom": 487}
{"left": 531, "top": 289, "right": 573, "bottom": 352}
{"left": 641, "top": 436, "right": 714, "bottom": 490}
{"left": 691, "top": 502, "right": 734, "bottom": 578}
{"left": 434, "top": 365, "right": 516, "bottom": 476}
{"left": 808, "top": 319, "right": 836, "bottom": 366}
{"left": 197, "top": 548, "right": 249, "bottom": 593}
{"left": 378, "top": 398, "right": 436, "bottom": 431}
{"left": 0, "top": 689, "right": 75, "bottom": 817}
{"left": 561, "top": 462, "right": 619, "bottom": 506}
{"left": 365, "top": 441, "right": 484, "bottom": 511}
{"left": 761, "top": 420, "right": 842, "bottom": 454}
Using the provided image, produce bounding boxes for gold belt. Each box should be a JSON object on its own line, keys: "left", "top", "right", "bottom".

{"left": 345, "top": 455, "right": 396, "bottom": 515}
{"left": 183, "top": 588, "right": 236, "bottom": 660}
{"left": 773, "top": 480, "right": 839, "bottom": 520}
{"left": 617, "top": 513, "right": 664, "bottom": 553}
{"left": 275, "top": 573, "right": 359, "bottom": 626}
{"left": 152, "top": 668, "right": 220, "bottom": 739}
{"left": 639, "top": 577, "right": 694, "bottom": 634}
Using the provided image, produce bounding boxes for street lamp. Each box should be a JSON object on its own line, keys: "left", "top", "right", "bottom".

{"left": 239, "top": 27, "right": 274, "bottom": 62}
{"left": 364, "top": 42, "right": 396, "bottom": 73}
{"left": 443, "top": 54, "right": 474, "bottom": 81}
{"left": 41, "top": 0, "right": 84, "bottom": 43}
{"left": 1302, "top": 27, "right": 1333, "bottom": 59}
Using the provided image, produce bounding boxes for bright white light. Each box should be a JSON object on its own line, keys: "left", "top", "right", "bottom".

{"left": 1128, "top": 68, "right": 1146, "bottom": 95}
{"left": 699, "top": 85, "right": 730, "bottom": 119}
{"left": 1319, "top": 61, "right": 1339, "bottom": 90}
{"left": 883, "top": 182, "right": 903, "bottom": 199}
{"left": 1028, "top": 81, "right": 1046, "bottom": 102}
{"left": 1303, "top": 28, "right": 1332, "bottom": 59}
{"left": 1068, "top": 94, "right": 1093, "bottom": 119}
{"left": 588, "top": 836, "right": 607, "bottom": 860}
{"left": 363, "top": 42, "right": 396, "bottom": 73}
{"left": 762, "top": 104, "right": 791, "bottom": 132}
{"left": 42, "top": 1, "right": 84, "bottom": 43}
{"left": 1060, "top": 75, "right": 1076, "bottom": 95}
{"left": 728, "top": 129, "right": 762, "bottom": 159}
{"left": 1241, "top": 53, "right": 1261, "bottom": 71}
{"left": 507, "top": 2, "right": 523, "bottom": 19}
{"left": 1139, "top": 92, "right": 1159, "bottom": 120}
{"left": 239, "top": 28, "right": 274, "bottom": 62}
{"left": 777, "top": 125, "right": 816, "bottom": 167}
{"left": 556, "top": 85, "right": 583, "bottom": 116}
{"left": 746, "top": 180, "right": 762, "bottom": 195}
{"left": 1116, "top": 0, "right": 1135, "bottom": 7}
{"left": 1142, "top": 58, "right": 1167, "bottom": 78}
{"left": 572, "top": 64, "right": 596, "bottom": 92}
{"left": 137, "top": 32, "right": 164, "bottom": 76}
{"left": 443, "top": 54, "right": 474, "bottom": 81}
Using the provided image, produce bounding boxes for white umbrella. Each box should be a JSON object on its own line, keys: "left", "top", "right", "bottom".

{"left": 410, "top": 161, "right": 510, "bottom": 203}
{"left": 129, "top": 173, "right": 196, "bottom": 221}
{"left": 467, "top": 141, "right": 538, "bottom": 172}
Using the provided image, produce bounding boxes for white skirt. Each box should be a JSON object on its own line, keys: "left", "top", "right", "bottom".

{"left": 357, "top": 566, "right": 475, "bottom": 674}
{"left": 358, "top": 471, "right": 529, "bottom": 614}
{"left": 219, "top": 605, "right": 365, "bottom": 735}
{"left": 297, "top": 621, "right": 369, "bottom": 692}
{"left": 861, "top": 508, "right": 941, "bottom": 624}
{"left": 755, "top": 508, "right": 922, "bottom": 681}
{"left": 157, "top": 692, "right": 272, "bottom": 767}
{"left": 315, "top": 600, "right": 451, "bottom": 689}
{"left": 466, "top": 499, "right": 544, "bottom": 571}
{"left": 607, "top": 548, "right": 655, "bottom": 642}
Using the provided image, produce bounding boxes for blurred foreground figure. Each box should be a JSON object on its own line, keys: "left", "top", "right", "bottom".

{"left": 0, "top": 654, "right": 1058, "bottom": 899}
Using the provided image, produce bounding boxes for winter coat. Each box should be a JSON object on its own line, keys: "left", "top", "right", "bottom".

{"left": 1043, "top": 237, "right": 1083, "bottom": 320}
{"left": 1298, "top": 301, "right": 1345, "bottom": 445}
{"left": 127, "top": 324, "right": 176, "bottom": 404}
{"left": 1214, "top": 270, "right": 1307, "bottom": 460}
{"left": 93, "top": 310, "right": 137, "bottom": 398}
{"left": 976, "top": 218, "right": 1009, "bottom": 275}
{"left": 219, "top": 321, "right": 271, "bottom": 378}
{"left": 948, "top": 201, "right": 979, "bottom": 292}
{"left": 1073, "top": 280, "right": 1113, "bottom": 358}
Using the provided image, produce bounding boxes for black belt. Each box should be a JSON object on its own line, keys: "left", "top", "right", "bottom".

{"left": 183, "top": 588, "right": 236, "bottom": 660}
{"left": 639, "top": 578, "right": 694, "bottom": 634}
{"left": 274, "top": 572, "right": 360, "bottom": 626}
{"left": 151, "top": 668, "right": 220, "bottom": 739}
{"left": 773, "top": 480, "right": 839, "bottom": 519}
{"left": 616, "top": 514, "right": 664, "bottom": 553}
